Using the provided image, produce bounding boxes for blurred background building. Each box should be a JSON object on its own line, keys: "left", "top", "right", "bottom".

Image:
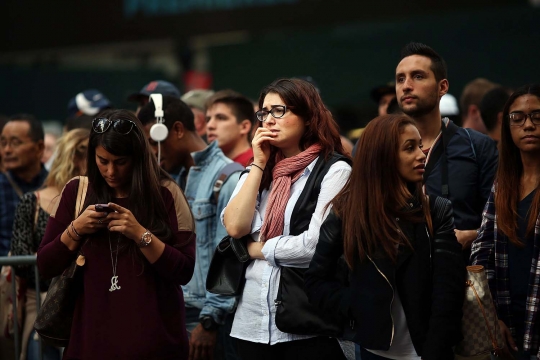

{"left": 0, "top": 0, "right": 538, "bottom": 136}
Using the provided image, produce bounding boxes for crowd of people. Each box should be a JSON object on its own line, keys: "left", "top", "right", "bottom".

{"left": 0, "top": 41, "right": 538, "bottom": 360}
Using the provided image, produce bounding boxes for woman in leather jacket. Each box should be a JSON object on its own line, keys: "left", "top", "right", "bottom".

{"left": 304, "top": 115, "right": 465, "bottom": 360}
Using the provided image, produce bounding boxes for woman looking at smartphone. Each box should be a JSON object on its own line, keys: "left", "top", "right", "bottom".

{"left": 37, "top": 109, "right": 195, "bottom": 359}
{"left": 304, "top": 115, "right": 465, "bottom": 359}
{"left": 222, "top": 78, "right": 352, "bottom": 359}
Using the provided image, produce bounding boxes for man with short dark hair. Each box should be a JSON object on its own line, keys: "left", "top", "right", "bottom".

{"left": 205, "top": 90, "right": 254, "bottom": 167}
{"left": 480, "top": 87, "right": 511, "bottom": 146}
{"left": 395, "top": 42, "right": 498, "bottom": 252}
{"left": 0, "top": 114, "right": 48, "bottom": 256}
{"left": 138, "top": 96, "right": 240, "bottom": 360}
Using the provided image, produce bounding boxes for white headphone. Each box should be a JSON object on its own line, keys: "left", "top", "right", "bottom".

{"left": 149, "top": 94, "right": 168, "bottom": 164}
{"left": 149, "top": 94, "right": 168, "bottom": 141}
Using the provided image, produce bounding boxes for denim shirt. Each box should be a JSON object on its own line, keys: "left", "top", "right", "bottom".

{"left": 182, "top": 141, "right": 241, "bottom": 324}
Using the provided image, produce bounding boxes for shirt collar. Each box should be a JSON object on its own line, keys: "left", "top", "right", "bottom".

{"left": 191, "top": 141, "right": 220, "bottom": 166}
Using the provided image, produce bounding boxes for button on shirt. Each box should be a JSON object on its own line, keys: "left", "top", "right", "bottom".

{"left": 221, "top": 157, "right": 351, "bottom": 345}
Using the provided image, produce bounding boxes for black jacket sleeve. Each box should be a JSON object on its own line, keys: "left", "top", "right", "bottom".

{"left": 304, "top": 210, "right": 351, "bottom": 320}
{"left": 423, "top": 197, "right": 466, "bottom": 359}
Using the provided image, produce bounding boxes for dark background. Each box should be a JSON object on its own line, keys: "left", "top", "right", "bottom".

{"left": 0, "top": 0, "right": 538, "bottom": 132}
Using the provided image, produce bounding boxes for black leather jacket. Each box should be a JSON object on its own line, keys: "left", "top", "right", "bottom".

{"left": 304, "top": 196, "right": 465, "bottom": 360}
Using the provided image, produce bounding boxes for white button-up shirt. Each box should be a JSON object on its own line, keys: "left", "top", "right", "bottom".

{"left": 221, "top": 157, "right": 351, "bottom": 345}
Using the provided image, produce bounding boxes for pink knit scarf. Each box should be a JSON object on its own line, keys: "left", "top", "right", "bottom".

{"left": 260, "top": 144, "right": 322, "bottom": 241}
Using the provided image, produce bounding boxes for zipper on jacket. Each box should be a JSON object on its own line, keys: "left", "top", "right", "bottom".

{"left": 425, "top": 225, "right": 432, "bottom": 272}
{"left": 366, "top": 254, "right": 395, "bottom": 347}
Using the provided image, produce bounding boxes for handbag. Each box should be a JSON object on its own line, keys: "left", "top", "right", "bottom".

{"left": 206, "top": 235, "right": 251, "bottom": 296}
{"left": 454, "top": 265, "right": 505, "bottom": 358}
{"left": 274, "top": 264, "right": 346, "bottom": 337}
{"left": 33, "top": 176, "right": 88, "bottom": 347}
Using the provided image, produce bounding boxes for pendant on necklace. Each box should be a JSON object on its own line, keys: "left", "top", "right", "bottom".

{"left": 109, "top": 275, "right": 121, "bottom": 292}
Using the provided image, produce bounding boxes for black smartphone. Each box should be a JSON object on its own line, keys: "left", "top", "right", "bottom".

{"left": 95, "top": 204, "right": 114, "bottom": 213}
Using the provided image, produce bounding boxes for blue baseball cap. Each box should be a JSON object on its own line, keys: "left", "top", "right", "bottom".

{"left": 67, "top": 89, "right": 112, "bottom": 118}
{"left": 127, "top": 80, "right": 181, "bottom": 103}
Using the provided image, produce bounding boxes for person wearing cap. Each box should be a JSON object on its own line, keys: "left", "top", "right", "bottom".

{"left": 205, "top": 90, "right": 254, "bottom": 167}
{"left": 371, "top": 82, "right": 396, "bottom": 116}
{"left": 182, "top": 89, "right": 215, "bottom": 140}
{"left": 395, "top": 42, "right": 498, "bottom": 257}
{"left": 128, "top": 80, "right": 181, "bottom": 115}
{"left": 64, "top": 89, "right": 112, "bottom": 132}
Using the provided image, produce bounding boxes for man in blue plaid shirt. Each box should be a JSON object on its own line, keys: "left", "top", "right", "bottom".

{"left": 0, "top": 114, "right": 48, "bottom": 256}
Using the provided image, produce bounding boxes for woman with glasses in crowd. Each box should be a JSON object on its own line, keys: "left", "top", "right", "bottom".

{"left": 304, "top": 115, "right": 465, "bottom": 360}
{"left": 471, "top": 84, "right": 540, "bottom": 359}
{"left": 11, "top": 128, "right": 88, "bottom": 360}
{"left": 37, "top": 109, "right": 195, "bottom": 359}
{"left": 222, "top": 78, "right": 352, "bottom": 359}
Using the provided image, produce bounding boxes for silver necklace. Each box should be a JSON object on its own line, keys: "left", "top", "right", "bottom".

{"left": 108, "top": 232, "right": 121, "bottom": 292}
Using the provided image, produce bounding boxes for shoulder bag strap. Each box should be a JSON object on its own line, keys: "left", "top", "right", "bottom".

{"left": 2, "top": 170, "right": 23, "bottom": 199}
{"left": 423, "top": 119, "right": 459, "bottom": 198}
{"left": 440, "top": 120, "right": 459, "bottom": 198}
{"left": 212, "top": 162, "right": 244, "bottom": 204}
{"left": 33, "top": 191, "right": 41, "bottom": 234}
{"left": 75, "top": 176, "right": 89, "bottom": 219}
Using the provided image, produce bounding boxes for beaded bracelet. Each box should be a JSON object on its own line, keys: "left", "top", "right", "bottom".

{"left": 250, "top": 163, "right": 264, "bottom": 172}
{"left": 71, "top": 221, "right": 82, "bottom": 238}
{"left": 66, "top": 227, "right": 80, "bottom": 242}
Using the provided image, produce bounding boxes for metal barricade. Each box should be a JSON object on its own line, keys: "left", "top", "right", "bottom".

{"left": 0, "top": 255, "right": 42, "bottom": 360}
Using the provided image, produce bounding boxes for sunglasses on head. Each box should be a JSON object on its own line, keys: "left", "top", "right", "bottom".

{"left": 92, "top": 118, "right": 135, "bottom": 135}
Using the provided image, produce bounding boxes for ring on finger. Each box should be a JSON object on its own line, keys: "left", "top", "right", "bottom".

{"left": 98, "top": 219, "right": 102, "bottom": 224}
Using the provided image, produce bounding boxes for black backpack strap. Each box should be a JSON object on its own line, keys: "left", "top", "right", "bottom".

{"left": 463, "top": 128, "right": 477, "bottom": 161}
{"left": 212, "top": 162, "right": 244, "bottom": 204}
{"left": 423, "top": 119, "right": 459, "bottom": 198}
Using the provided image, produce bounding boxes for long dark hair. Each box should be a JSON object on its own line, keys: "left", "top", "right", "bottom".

{"left": 257, "top": 78, "right": 346, "bottom": 190}
{"left": 332, "top": 115, "right": 431, "bottom": 268}
{"left": 85, "top": 109, "right": 173, "bottom": 244}
{"left": 495, "top": 84, "right": 540, "bottom": 246}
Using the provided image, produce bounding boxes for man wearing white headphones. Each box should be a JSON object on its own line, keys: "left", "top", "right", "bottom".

{"left": 138, "top": 95, "right": 241, "bottom": 360}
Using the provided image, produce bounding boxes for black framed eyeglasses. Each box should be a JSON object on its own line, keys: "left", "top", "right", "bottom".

{"left": 508, "top": 111, "right": 540, "bottom": 127}
{"left": 92, "top": 118, "right": 135, "bottom": 135}
{"left": 255, "top": 105, "right": 294, "bottom": 122}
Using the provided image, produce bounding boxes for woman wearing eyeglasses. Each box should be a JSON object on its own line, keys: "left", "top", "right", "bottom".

{"left": 37, "top": 109, "right": 196, "bottom": 360}
{"left": 222, "top": 78, "right": 352, "bottom": 359}
{"left": 471, "top": 84, "right": 540, "bottom": 359}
